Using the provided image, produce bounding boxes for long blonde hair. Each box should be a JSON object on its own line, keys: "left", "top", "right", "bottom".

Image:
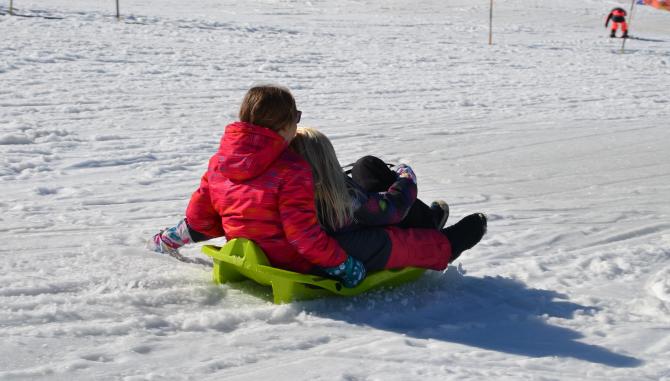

{"left": 290, "top": 127, "right": 354, "bottom": 231}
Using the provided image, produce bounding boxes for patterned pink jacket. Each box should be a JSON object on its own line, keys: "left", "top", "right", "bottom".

{"left": 185, "top": 122, "right": 347, "bottom": 273}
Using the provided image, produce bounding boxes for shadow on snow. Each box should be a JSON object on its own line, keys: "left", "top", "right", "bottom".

{"left": 302, "top": 267, "right": 642, "bottom": 368}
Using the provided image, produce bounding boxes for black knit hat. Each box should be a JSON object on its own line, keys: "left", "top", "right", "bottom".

{"left": 351, "top": 155, "right": 397, "bottom": 192}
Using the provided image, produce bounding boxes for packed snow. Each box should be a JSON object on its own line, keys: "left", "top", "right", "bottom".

{"left": 1, "top": 0, "right": 669, "bottom": 379}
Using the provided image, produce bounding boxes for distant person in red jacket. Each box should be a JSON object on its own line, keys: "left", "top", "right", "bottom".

{"left": 606, "top": 7, "right": 628, "bottom": 38}
{"left": 148, "top": 85, "right": 484, "bottom": 287}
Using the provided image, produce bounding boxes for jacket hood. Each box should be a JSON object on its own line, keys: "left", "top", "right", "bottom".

{"left": 216, "top": 122, "right": 288, "bottom": 181}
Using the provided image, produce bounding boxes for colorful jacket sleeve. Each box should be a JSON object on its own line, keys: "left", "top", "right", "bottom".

{"left": 184, "top": 170, "right": 225, "bottom": 239}
{"left": 353, "top": 177, "right": 417, "bottom": 226}
{"left": 278, "top": 163, "right": 348, "bottom": 268}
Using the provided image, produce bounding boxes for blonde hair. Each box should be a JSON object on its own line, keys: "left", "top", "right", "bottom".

{"left": 290, "top": 127, "right": 354, "bottom": 230}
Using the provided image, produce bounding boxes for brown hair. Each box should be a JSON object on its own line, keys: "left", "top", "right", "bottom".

{"left": 239, "top": 85, "right": 298, "bottom": 132}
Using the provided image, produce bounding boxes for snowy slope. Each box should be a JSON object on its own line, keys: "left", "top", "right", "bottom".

{"left": 1, "top": 0, "right": 670, "bottom": 380}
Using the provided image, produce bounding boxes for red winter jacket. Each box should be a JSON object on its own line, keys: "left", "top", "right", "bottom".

{"left": 185, "top": 122, "right": 347, "bottom": 273}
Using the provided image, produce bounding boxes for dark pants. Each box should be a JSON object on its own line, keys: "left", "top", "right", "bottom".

{"left": 331, "top": 225, "right": 452, "bottom": 272}
{"left": 351, "top": 155, "right": 436, "bottom": 229}
{"left": 332, "top": 228, "right": 392, "bottom": 271}
{"left": 331, "top": 224, "right": 452, "bottom": 272}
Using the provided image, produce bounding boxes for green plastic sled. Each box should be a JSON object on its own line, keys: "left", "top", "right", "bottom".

{"left": 202, "top": 238, "right": 425, "bottom": 304}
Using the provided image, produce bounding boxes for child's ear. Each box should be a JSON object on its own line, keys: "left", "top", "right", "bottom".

{"left": 277, "top": 122, "right": 298, "bottom": 142}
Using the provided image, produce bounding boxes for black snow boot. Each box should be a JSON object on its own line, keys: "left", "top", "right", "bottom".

{"left": 622, "top": 31, "right": 629, "bottom": 38}
{"left": 442, "top": 213, "right": 487, "bottom": 262}
{"left": 610, "top": 30, "right": 616, "bottom": 38}
{"left": 430, "top": 200, "right": 450, "bottom": 229}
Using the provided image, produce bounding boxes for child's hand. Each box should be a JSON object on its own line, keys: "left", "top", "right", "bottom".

{"left": 323, "top": 256, "right": 367, "bottom": 288}
{"left": 393, "top": 164, "right": 417, "bottom": 184}
{"left": 146, "top": 219, "right": 193, "bottom": 255}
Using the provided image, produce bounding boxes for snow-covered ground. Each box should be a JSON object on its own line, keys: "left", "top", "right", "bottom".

{"left": 2, "top": 0, "right": 670, "bottom": 379}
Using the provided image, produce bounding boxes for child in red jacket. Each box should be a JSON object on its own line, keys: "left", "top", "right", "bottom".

{"left": 150, "top": 85, "right": 363, "bottom": 286}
